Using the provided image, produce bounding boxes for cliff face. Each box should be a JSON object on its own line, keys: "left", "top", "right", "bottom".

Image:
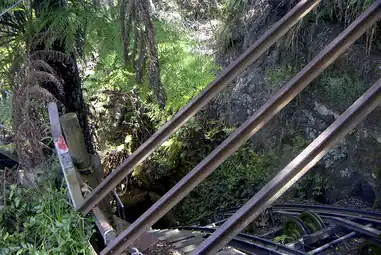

{"left": 209, "top": 0, "right": 381, "bottom": 205}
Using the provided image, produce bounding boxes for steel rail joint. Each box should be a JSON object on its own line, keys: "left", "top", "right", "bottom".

{"left": 194, "top": 30, "right": 381, "bottom": 255}
{"left": 101, "top": 1, "right": 381, "bottom": 254}
{"left": 79, "top": 0, "right": 320, "bottom": 215}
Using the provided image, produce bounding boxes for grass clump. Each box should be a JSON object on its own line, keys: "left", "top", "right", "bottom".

{"left": 320, "top": 71, "right": 366, "bottom": 109}
{"left": 0, "top": 183, "right": 94, "bottom": 255}
{"left": 264, "top": 65, "right": 298, "bottom": 90}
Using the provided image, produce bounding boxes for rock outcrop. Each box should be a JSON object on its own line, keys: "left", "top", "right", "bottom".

{"left": 211, "top": 0, "right": 381, "bottom": 205}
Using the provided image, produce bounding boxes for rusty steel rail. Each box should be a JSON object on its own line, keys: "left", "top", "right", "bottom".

{"left": 194, "top": 60, "right": 381, "bottom": 253}
{"left": 100, "top": 1, "right": 381, "bottom": 254}
{"left": 78, "top": 0, "right": 320, "bottom": 214}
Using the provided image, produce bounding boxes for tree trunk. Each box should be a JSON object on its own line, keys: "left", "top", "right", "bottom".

{"left": 138, "top": 0, "right": 166, "bottom": 107}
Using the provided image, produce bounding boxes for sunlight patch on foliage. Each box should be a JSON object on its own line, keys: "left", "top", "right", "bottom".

{"left": 83, "top": 21, "right": 218, "bottom": 112}
{"left": 156, "top": 23, "right": 219, "bottom": 111}
{"left": 159, "top": 39, "right": 217, "bottom": 111}
{"left": 0, "top": 182, "right": 94, "bottom": 255}
{"left": 0, "top": 93, "right": 12, "bottom": 130}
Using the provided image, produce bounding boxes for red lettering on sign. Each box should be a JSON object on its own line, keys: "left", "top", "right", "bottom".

{"left": 56, "top": 136, "right": 68, "bottom": 152}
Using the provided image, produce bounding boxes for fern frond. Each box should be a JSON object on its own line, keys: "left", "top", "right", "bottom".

{"left": 27, "top": 86, "right": 58, "bottom": 103}
{"left": 29, "top": 60, "right": 58, "bottom": 77}
{"left": 28, "top": 31, "right": 51, "bottom": 53}
{"left": 27, "top": 71, "right": 64, "bottom": 95}
{"left": 30, "top": 50, "right": 72, "bottom": 66}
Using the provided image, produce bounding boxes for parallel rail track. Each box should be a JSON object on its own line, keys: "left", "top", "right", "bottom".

{"left": 151, "top": 204, "right": 381, "bottom": 255}
{"left": 194, "top": 204, "right": 381, "bottom": 226}
{"left": 177, "top": 226, "right": 308, "bottom": 255}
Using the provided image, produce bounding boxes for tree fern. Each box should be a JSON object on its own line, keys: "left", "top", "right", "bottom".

{"left": 29, "top": 59, "right": 58, "bottom": 77}
{"left": 27, "top": 71, "right": 64, "bottom": 94}
{"left": 30, "top": 50, "right": 72, "bottom": 65}
{"left": 11, "top": 52, "right": 64, "bottom": 168}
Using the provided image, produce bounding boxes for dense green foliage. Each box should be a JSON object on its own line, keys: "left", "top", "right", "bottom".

{"left": 0, "top": 93, "right": 12, "bottom": 130}
{"left": 1, "top": 1, "right": 220, "bottom": 251}
{"left": 174, "top": 134, "right": 309, "bottom": 224}
{"left": 157, "top": 26, "right": 218, "bottom": 111}
{"left": 175, "top": 146, "right": 275, "bottom": 224}
{"left": 84, "top": 21, "right": 218, "bottom": 112}
{"left": 0, "top": 182, "right": 94, "bottom": 255}
{"left": 2, "top": 0, "right": 380, "bottom": 252}
{"left": 321, "top": 71, "right": 367, "bottom": 109}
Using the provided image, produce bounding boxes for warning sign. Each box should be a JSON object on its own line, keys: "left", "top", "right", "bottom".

{"left": 55, "top": 136, "right": 69, "bottom": 154}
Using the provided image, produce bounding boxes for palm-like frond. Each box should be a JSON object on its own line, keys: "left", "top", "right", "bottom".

{"left": 27, "top": 70, "right": 64, "bottom": 95}
{"left": 12, "top": 50, "right": 66, "bottom": 168}
{"left": 29, "top": 59, "right": 58, "bottom": 77}
{"left": 30, "top": 50, "right": 71, "bottom": 65}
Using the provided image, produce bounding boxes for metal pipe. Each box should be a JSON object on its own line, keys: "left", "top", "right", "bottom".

{"left": 79, "top": 0, "right": 320, "bottom": 214}
{"left": 272, "top": 204, "right": 381, "bottom": 224}
{"left": 100, "top": 2, "right": 381, "bottom": 254}
{"left": 275, "top": 209, "right": 381, "bottom": 225}
{"left": 194, "top": 62, "right": 381, "bottom": 254}
{"left": 327, "top": 217, "right": 381, "bottom": 237}
{"left": 309, "top": 231, "right": 357, "bottom": 255}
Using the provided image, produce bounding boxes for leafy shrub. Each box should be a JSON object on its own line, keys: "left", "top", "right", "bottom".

{"left": 321, "top": 71, "right": 366, "bottom": 109}
{"left": 0, "top": 184, "right": 94, "bottom": 255}
{"left": 175, "top": 145, "right": 275, "bottom": 224}
{"left": 264, "top": 65, "right": 298, "bottom": 90}
{"left": 0, "top": 93, "right": 12, "bottom": 131}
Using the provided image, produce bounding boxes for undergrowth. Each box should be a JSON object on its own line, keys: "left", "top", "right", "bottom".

{"left": 156, "top": 24, "right": 219, "bottom": 111}
{"left": 264, "top": 65, "right": 298, "bottom": 91}
{"left": 0, "top": 181, "right": 94, "bottom": 255}
{"left": 0, "top": 93, "right": 12, "bottom": 131}
{"left": 174, "top": 134, "right": 309, "bottom": 225}
{"left": 319, "top": 70, "right": 367, "bottom": 110}
{"left": 218, "top": 0, "right": 378, "bottom": 56}
{"left": 174, "top": 145, "right": 276, "bottom": 224}
{"left": 84, "top": 21, "right": 218, "bottom": 112}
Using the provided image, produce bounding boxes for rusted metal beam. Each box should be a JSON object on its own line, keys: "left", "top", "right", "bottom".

{"left": 100, "top": 1, "right": 381, "bottom": 254}
{"left": 78, "top": 0, "right": 320, "bottom": 214}
{"left": 194, "top": 68, "right": 381, "bottom": 253}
